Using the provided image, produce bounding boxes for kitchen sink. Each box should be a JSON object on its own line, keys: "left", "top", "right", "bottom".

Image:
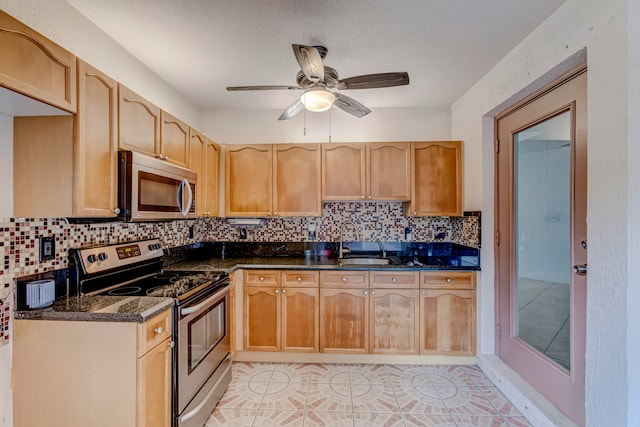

{"left": 339, "top": 257, "right": 392, "bottom": 266}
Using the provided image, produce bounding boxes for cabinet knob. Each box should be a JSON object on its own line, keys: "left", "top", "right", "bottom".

{"left": 168, "top": 341, "right": 175, "bottom": 348}
{"left": 370, "top": 290, "right": 376, "bottom": 295}
{"left": 282, "top": 289, "right": 286, "bottom": 294}
{"left": 112, "top": 208, "right": 121, "bottom": 215}
{"left": 274, "top": 289, "right": 279, "bottom": 294}
{"left": 392, "top": 277, "right": 397, "bottom": 283}
{"left": 274, "top": 212, "right": 278, "bottom": 216}
{"left": 413, "top": 211, "right": 417, "bottom": 215}
{"left": 156, "top": 154, "right": 163, "bottom": 160}
{"left": 421, "top": 290, "right": 427, "bottom": 296}
{"left": 164, "top": 155, "right": 169, "bottom": 161}
{"left": 297, "top": 277, "right": 302, "bottom": 282}
{"left": 267, "top": 212, "right": 271, "bottom": 216}
{"left": 154, "top": 326, "right": 163, "bottom": 334}
{"left": 446, "top": 278, "right": 452, "bottom": 283}
{"left": 341, "top": 277, "right": 347, "bottom": 282}
{"left": 361, "top": 196, "right": 365, "bottom": 200}
{"left": 259, "top": 276, "right": 264, "bottom": 281}
{"left": 363, "top": 290, "right": 368, "bottom": 295}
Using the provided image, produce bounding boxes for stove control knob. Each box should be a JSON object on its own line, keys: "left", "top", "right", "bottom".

{"left": 97, "top": 252, "right": 108, "bottom": 261}
{"left": 86, "top": 254, "right": 97, "bottom": 263}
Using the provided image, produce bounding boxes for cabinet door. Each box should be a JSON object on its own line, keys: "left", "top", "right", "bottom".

{"left": 226, "top": 145, "right": 273, "bottom": 216}
{"left": 0, "top": 11, "right": 77, "bottom": 112}
{"left": 367, "top": 142, "right": 411, "bottom": 201}
{"left": 319, "top": 288, "right": 369, "bottom": 353}
{"left": 189, "top": 130, "right": 206, "bottom": 216}
{"left": 76, "top": 60, "right": 118, "bottom": 217}
{"left": 118, "top": 84, "right": 161, "bottom": 157}
{"left": 204, "top": 140, "right": 220, "bottom": 217}
{"left": 370, "top": 289, "right": 419, "bottom": 355}
{"left": 137, "top": 337, "right": 172, "bottom": 427}
{"left": 244, "top": 287, "right": 280, "bottom": 351}
{"left": 322, "top": 143, "right": 366, "bottom": 200}
{"left": 273, "top": 144, "right": 321, "bottom": 216}
{"left": 160, "top": 110, "right": 189, "bottom": 167}
{"left": 419, "top": 289, "right": 476, "bottom": 356}
{"left": 281, "top": 287, "right": 319, "bottom": 352}
{"left": 410, "top": 141, "right": 463, "bottom": 216}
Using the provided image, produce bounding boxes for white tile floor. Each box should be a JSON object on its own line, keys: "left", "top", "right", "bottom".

{"left": 205, "top": 363, "right": 533, "bottom": 427}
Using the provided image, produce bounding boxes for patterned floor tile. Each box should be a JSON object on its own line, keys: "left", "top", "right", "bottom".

{"left": 260, "top": 381, "right": 310, "bottom": 410}
{"left": 216, "top": 381, "right": 268, "bottom": 409}
{"left": 306, "top": 382, "right": 353, "bottom": 411}
{"left": 425, "top": 365, "right": 476, "bottom": 387}
{"left": 232, "top": 362, "right": 275, "bottom": 382}
{"left": 351, "top": 383, "right": 400, "bottom": 412}
{"left": 462, "top": 365, "right": 496, "bottom": 387}
{"left": 387, "top": 364, "right": 431, "bottom": 386}
{"left": 438, "top": 387, "right": 499, "bottom": 416}
{"left": 304, "top": 411, "right": 354, "bottom": 427}
{"left": 252, "top": 409, "right": 305, "bottom": 426}
{"left": 272, "top": 363, "right": 314, "bottom": 383}
{"left": 403, "top": 413, "right": 457, "bottom": 426}
{"left": 393, "top": 382, "right": 449, "bottom": 414}
{"left": 479, "top": 387, "right": 523, "bottom": 417}
{"left": 451, "top": 415, "right": 510, "bottom": 427}
{"left": 503, "top": 416, "right": 534, "bottom": 427}
{"left": 205, "top": 408, "right": 257, "bottom": 426}
{"left": 349, "top": 364, "right": 391, "bottom": 385}
{"left": 310, "top": 363, "right": 351, "bottom": 384}
{"left": 352, "top": 412, "right": 404, "bottom": 427}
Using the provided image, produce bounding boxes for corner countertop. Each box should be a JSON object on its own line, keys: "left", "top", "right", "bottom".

{"left": 164, "top": 255, "right": 480, "bottom": 273}
{"left": 14, "top": 295, "right": 174, "bottom": 323}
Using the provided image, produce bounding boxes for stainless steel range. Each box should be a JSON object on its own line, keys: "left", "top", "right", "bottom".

{"left": 69, "top": 239, "right": 232, "bottom": 427}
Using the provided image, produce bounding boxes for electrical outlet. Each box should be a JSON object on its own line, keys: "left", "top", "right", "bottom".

{"left": 239, "top": 227, "right": 248, "bottom": 240}
{"left": 39, "top": 236, "right": 55, "bottom": 262}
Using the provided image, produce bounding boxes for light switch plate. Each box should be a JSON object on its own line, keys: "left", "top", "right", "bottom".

{"left": 39, "top": 236, "right": 55, "bottom": 262}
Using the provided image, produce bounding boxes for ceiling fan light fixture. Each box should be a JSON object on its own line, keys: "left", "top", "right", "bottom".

{"left": 300, "top": 89, "right": 335, "bottom": 112}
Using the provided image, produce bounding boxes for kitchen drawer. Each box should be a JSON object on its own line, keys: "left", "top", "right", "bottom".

{"left": 137, "top": 308, "right": 172, "bottom": 357}
{"left": 281, "top": 270, "right": 319, "bottom": 287}
{"left": 420, "top": 271, "right": 476, "bottom": 289}
{"left": 244, "top": 270, "right": 280, "bottom": 287}
{"left": 370, "top": 271, "right": 419, "bottom": 288}
{"left": 320, "top": 271, "right": 369, "bottom": 288}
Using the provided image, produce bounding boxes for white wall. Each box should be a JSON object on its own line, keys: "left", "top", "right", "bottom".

{"left": 0, "top": 0, "right": 201, "bottom": 129}
{"left": 451, "top": 0, "right": 638, "bottom": 425}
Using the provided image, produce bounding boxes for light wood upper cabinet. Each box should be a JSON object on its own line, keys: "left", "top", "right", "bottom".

{"left": 160, "top": 110, "right": 190, "bottom": 167}
{"left": 274, "top": 144, "right": 321, "bottom": 216}
{"left": 0, "top": 10, "right": 77, "bottom": 112}
{"left": 322, "top": 143, "right": 366, "bottom": 200}
{"left": 370, "top": 288, "right": 419, "bottom": 355}
{"left": 226, "top": 144, "right": 273, "bottom": 217}
{"left": 367, "top": 142, "right": 411, "bottom": 201}
{"left": 14, "top": 61, "right": 118, "bottom": 217}
{"left": 189, "top": 130, "right": 220, "bottom": 217}
{"left": 409, "top": 141, "right": 463, "bottom": 216}
{"left": 118, "top": 84, "right": 161, "bottom": 157}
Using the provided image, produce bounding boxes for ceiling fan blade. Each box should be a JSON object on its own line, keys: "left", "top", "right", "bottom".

{"left": 333, "top": 93, "right": 371, "bottom": 118}
{"left": 292, "top": 44, "right": 324, "bottom": 84}
{"left": 226, "top": 85, "right": 300, "bottom": 91}
{"left": 337, "top": 72, "right": 409, "bottom": 90}
{"left": 278, "top": 99, "right": 305, "bottom": 120}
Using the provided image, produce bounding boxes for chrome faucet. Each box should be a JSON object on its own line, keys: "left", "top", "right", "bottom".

{"left": 339, "top": 221, "right": 360, "bottom": 259}
{"left": 375, "top": 238, "right": 386, "bottom": 258}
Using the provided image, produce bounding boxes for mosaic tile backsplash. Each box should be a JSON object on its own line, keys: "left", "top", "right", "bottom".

{"left": 0, "top": 202, "right": 479, "bottom": 343}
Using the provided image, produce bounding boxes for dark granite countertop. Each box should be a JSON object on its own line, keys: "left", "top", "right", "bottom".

{"left": 165, "top": 255, "right": 480, "bottom": 273}
{"left": 14, "top": 295, "right": 174, "bottom": 323}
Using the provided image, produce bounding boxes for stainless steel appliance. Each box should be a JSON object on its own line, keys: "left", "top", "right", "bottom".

{"left": 69, "top": 239, "right": 231, "bottom": 427}
{"left": 118, "top": 150, "right": 197, "bottom": 221}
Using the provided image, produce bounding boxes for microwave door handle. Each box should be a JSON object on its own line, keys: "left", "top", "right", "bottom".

{"left": 182, "top": 178, "right": 193, "bottom": 216}
{"left": 176, "top": 179, "right": 184, "bottom": 214}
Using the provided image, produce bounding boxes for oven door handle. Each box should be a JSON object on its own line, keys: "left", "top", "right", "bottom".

{"left": 180, "top": 285, "right": 229, "bottom": 316}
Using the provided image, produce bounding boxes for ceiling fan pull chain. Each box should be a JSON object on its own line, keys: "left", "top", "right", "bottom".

{"left": 303, "top": 102, "right": 307, "bottom": 136}
{"left": 329, "top": 108, "right": 332, "bottom": 143}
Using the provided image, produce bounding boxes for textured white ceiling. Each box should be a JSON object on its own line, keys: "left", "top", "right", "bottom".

{"left": 64, "top": 0, "right": 565, "bottom": 112}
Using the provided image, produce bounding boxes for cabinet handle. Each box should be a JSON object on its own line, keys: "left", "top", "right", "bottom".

{"left": 363, "top": 290, "right": 368, "bottom": 295}
{"left": 297, "top": 277, "right": 302, "bottom": 282}
{"left": 421, "top": 290, "right": 427, "bottom": 296}
{"left": 370, "top": 290, "right": 376, "bottom": 295}
{"left": 275, "top": 289, "right": 279, "bottom": 294}
{"left": 154, "top": 326, "right": 164, "bottom": 334}
{"left": 282, "top": 289, "right": 286, "bottom": 294}
{"left": 445, "top": 278, "right": 452, "bottom": 283}
{"left": 112, "top": 208, "right": 121, "bottom": 215}
{"left": 392, "top": 277, "right": 397, "bottom": 283}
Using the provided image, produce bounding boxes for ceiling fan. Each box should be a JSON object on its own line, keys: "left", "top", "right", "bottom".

{"left": 226, "top": 44, "right": 410, "bottom": 120}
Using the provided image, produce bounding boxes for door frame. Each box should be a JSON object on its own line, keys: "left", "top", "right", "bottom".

{"left": 494, "top": 65, "right": 587, "bottom": 425}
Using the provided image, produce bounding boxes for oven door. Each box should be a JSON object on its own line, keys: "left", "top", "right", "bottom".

{"left": 176, "top": 284, "right": 230, "bottom": 417}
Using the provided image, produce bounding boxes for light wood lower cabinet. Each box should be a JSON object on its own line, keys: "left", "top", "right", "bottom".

{"left": 282, "top": 287, "right": 319, "bottom": 352}
{"left": 319, "top": 288, "right": 369, "bottom": 354}
{"left": 244, "top": 286, "right": 280, "bottom": 351}
{"left": 370, "top": 288, "right": 419, "bottom": 355}
{"left": 13, "top": 308, "right": 173, "bottom": 427}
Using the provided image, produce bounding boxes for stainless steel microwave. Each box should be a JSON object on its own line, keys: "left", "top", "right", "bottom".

{"left": 118, "top": 150, "right": 197, "bottom": 221}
